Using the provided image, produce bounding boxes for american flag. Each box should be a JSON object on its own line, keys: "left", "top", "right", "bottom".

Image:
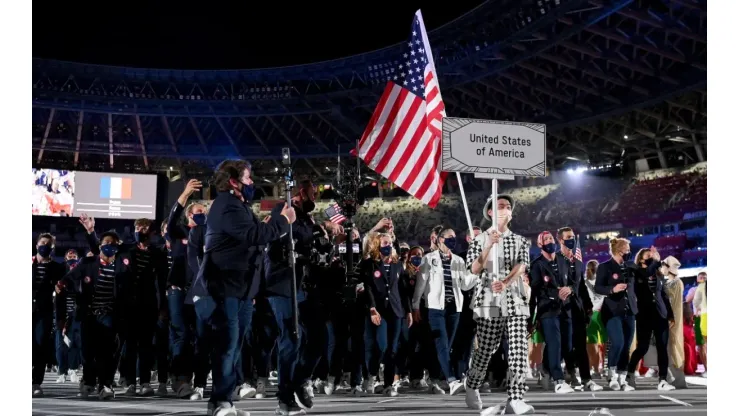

{"left": 575, "top": 235, "right": 582, "bottom": 262}
{"left": 324, "top": 203, "right": 347, "bottom": 224}
{"left": 351, "top": 10, "right": 447, "bottom": 208}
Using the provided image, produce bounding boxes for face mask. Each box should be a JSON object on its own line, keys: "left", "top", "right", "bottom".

{"left": 563, "top": 239, "right": 576, "bottom": 250}
{"left": 242, "top": 183, "right": 255, "bottom": 202}
{"left": 622, "top": 251, "right": 632, "bottom": 262}
{"left": 443, "top": 237, "right": 457, "bottom": 251}
{"left": 66, "top": 259, "right": 78, "bottom": 267}
{"left": 379, "top": 245, "right": 392, "bottom": 257}
{"left": 100, "top": 244, "right": 118, "bottom": 258}
{"left": 542, "top": 243, "right": 557, "bottom": 254}
{"left": 410, "top": 256, "right": 422, "bottom": 267}
{"left": 303, "top": 200, "right": 316, "bottom": 213}
{"left": 192, "top": 213, "right": 206, "bottom": 226}
{"left": 37, "top": 244, "right": 52, "bottom": 258}
{"left": 134, "top": 231, "right": 149, "bottom": 244}
{"left": 497, "top": 210, "right": 512, "bottom": 224}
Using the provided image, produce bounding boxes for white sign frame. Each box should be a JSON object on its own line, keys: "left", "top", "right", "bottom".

{"left": 442, "top": 117, "right": 547, "bottom": 177}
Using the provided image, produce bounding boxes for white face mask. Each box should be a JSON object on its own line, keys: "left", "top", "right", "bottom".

{"left": 497, "top": 209, "right": 512, "bottom": 224}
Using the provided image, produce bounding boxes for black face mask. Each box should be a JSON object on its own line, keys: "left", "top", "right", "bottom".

{"left": 242, "top": 183, "right": 255, "bottom": 202}
{"left": 303, "top": 200, "right": 316, "bottom": 213}
{"left": 134, "top": 231, "right": 150, "bottom": 244}
{"left": 623, "top": 251, "right": 633, "bottom": 262}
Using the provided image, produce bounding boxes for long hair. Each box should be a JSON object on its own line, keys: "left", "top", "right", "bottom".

{"left": 634, "top": 248, "right": 650, "bottom": 267}
{"left": 368, "top": 233, "right": 398, "bottom": 263}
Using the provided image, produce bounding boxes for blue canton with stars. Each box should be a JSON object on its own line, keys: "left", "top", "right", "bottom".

{"left": 392, "top": 16, "right": 428, "bottom": 99}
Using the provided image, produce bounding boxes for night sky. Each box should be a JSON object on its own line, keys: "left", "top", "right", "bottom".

{"left": 33, "top": 1, "right": 485, "bottom": 70}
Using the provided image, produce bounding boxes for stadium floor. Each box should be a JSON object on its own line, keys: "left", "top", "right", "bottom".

{"left": 32, "top": 373, "right": 707, "bottom": 416}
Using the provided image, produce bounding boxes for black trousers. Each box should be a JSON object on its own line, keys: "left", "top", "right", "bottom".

{"left": 568, "top": 310, "right": 593, "bottom": 382}
{"left": 81, "top": 314, "right": 118, "bottom": 389}
{"left": 628, "top": 310, "right": 670, "bottom": 380}
{"left": 120, "top": 309, "right": 158, "bottom": 385}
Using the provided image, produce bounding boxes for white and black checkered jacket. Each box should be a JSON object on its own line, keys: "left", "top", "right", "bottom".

{"left": 465, "top": 230, "right": 531, "bottom": 318}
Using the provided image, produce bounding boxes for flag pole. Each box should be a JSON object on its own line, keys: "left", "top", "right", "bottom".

{"left": 455, "top": 172, "right": 474, "bottom": 238}
{"left": 491, "top": 178, "right": 499, "bottom": 285}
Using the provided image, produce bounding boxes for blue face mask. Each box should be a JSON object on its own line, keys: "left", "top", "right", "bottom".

{"left": 379, "top": 245, "right": 393, "bottom": 257}
{"left": 192, "top": 213, "right": 206, "bottom": 226}
{"left": 100, "top": 244, "right": 118, "bottom": 258}
{"left": 563, "top": 239, "right": 576, "bottom": 250}
{"left": 623, "top": 251, "right": 633, "bottom": 262}
{"left": 66, "top": 259, "right": 78, "bottom": 267}
{"left": 542, "top": 243, "right": 557, "bottom": 254}
{"left": 443, "top": 237, "right": 457, "bottom": 251}
{"left": 410, "top": 256, "right": 422, "bottom": 267}
{"left": 134, "top": 231, "right": 149, "bottom": 244}
{"left": 37, "top": 244, "right": 52, "bottom": 258}
{"left": 242, "top": 183, "right": 255, "bottom": 203}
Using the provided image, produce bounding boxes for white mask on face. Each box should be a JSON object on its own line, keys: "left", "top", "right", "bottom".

{"left": 497, "top": 209, "right": 512, "bottom": 224}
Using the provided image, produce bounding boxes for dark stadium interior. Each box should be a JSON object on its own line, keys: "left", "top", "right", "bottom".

{"left": 32, "top": 0, "right": 708, "bottom": 415}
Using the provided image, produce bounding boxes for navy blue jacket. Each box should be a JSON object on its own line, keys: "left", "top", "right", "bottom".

{"left": 199, "top": 191, "right": 288, "bottom": 299}
{"left": 187, "top": 224, "right": 206, "bottom": 277}
{"left": 594, "top": 258, "right": 652, "bottom": 321}
{"left": 529, "top": 253, "right": 574, "bottom": 320}
{"left": 634, "top": 261, "right": 673, "bottom": 321}
{"left": 33, "top": 258, "right": 66, "bottom": 315}
{"left": 165, "top": 202, "right": 192, "bottom": 289}
{"left": 263, "top": 201, "right": 315, "bottom": 298}
{"left": 56, "top": 255, "right": 131, "bottom": 323}
{"left": 360, "top": 258, "right": 411, "bottom": 319}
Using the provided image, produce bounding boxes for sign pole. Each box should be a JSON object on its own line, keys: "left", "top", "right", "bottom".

{"left": 455, "top": 172, "right": 474, "bottom": 238}
{"left": 491, "top": 178, "right": 499, "bottom": 285}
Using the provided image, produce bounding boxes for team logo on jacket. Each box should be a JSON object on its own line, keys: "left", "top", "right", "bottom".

{"left": 612, "top": 273, "right": 619, "bottom": 279}
{"left": 84, "top": 276, "right": 91, "bottom": 284}
{"left": 432, "top": 258, "right": 438, "bottom": 267}
{"left": 182, "top": 239, "right": 188, "bottom": 245}
{"left": 410, "top": 279, "right": 415, "bottom": 286}
{"left": 374, "top": 271, "right": 382, "bottom": 279}
{"left": 544, "top": 276, "right": 550, "bottom": 283}
{"left": 123, "top": 258, "right": 130, "bottom": 266}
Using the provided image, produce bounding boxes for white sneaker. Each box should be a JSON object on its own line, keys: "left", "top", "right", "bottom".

{"left": 190, "top": 386, "right": 204, "bottom": 400}
{"left": 236, "top": 383, "right": 257, "bottom": 399}
{"left": 69, "top": 370, "right": 79, "bottom": 384}
{"left": 620, "top": 374, "right": 635, "bottom": 392}
{"left": 428, "top": 381, "right": 445, "bottom": 395}
{"left": 275, "top": 401, "right": 306, "bottom": 416}
{"left": 585, "top": 380, "right": 604, "bottom": 391}
{"left": 78, "top": 384, "right": 95, "bottom": 399}
{"left": 657, "top": 380, "right": 676, "bottom": 391}
{"left": 32, "top": 384, "right": 44, "bottom": 397}
{"left": 555, "top": 380, "right": 574, "bottom": 394}
{"left": 324, "top": 376, "right": 335, "bottom": 396}
{"left": 211, "top": 402, "right": 241, "bottom": 416}
{"left": 449, "top": 379, "right": 465, "bottom": 395}
{"left": 56, "top": 374, "right": 67, "bottom": 383}
{"left": 383, "top": 382, "right": 399, "bottom": 397}
{"left": 269, "top": 371, "right": 278, "bottom": 380}
{"left": 99, "top": 386, "right": 115, "bottom": 400}
{"left": 465, "top": 381, "right": 482, "bottom": 410}
{"left": 372, "top": 380, "right": 384, "bottom": 394}
{"left": 255, "top": 377, "right": 268, "bottom": 399}
{"left": 351, "top": 385, "right": 365, "bottom": 396}
{"left": 400, "top": 376, "right": 410, "bottom": 387}
{"left": 507, "top": 399, "right": 535, "bottom": 415}
{"left": 608, "top": 368, "right": 620, "bottom": 391}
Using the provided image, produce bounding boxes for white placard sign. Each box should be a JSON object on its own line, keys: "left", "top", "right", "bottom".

{"left": 442, "top": 118, "right": 547, "bottom": 177}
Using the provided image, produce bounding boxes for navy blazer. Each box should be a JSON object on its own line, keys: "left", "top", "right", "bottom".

{"left": 187, "top": 224, "right": 206, "bottom": 277}
{"left": 593, "top": 258, "right": 649, "bottom": 321}
{"left": 529, "top": 253, "right": 573, "bottom": 320}
{"left": 165, "top": 202, "right": 192, "bottom": 289}
{"left": 56, "top": 255, "right": 131, "bottom": 323}
{"left": 634, "top": 262, "right": 674, "bottom": 321}
{"left": 360, "top": 258, "right": 411, "bottom": 319}
{"left": 205, "top": 191, "right": 289, "bottom": 271}
{"left": 33, "top": 258, "right": 66, "bottom": 315}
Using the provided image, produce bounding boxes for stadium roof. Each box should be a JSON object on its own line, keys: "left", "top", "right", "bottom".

{"left": 32, "top": 0, "right": 706, "bottom": 181}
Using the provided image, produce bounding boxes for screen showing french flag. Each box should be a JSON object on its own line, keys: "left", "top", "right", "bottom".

{"left": 99, "top": 176, "right": 133, "bottom": 199}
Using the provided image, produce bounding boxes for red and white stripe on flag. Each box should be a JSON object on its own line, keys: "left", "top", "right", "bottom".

{"left": 351, "top": 10, "right": 447, "bottom": 208}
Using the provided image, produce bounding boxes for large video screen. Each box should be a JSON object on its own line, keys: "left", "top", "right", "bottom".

{"left": 32, "top": 169, "right": 76, "bottom": 216}
{"left": 74, "top": 172, "right": 157, "bottom": 219}
{"left": 32, "top": 169, "right": 158, "bottom": 219}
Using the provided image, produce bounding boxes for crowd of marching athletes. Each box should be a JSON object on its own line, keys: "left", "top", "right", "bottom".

{"left": 32, "top": 159, "right": 708, "bottom": 416}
